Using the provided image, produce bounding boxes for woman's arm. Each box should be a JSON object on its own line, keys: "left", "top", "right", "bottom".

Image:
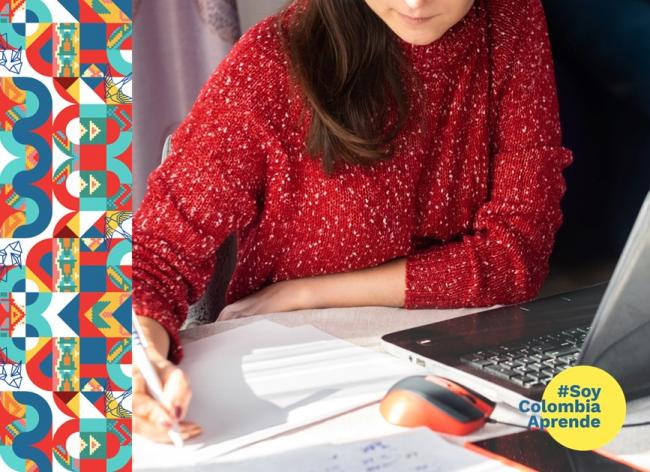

{"left": 305, "top": 257, "right": 407, "bottom": 308}
{"left": 133, "top": 27, "right": 278, "bottom": 363}
{"left": 218, "top": 257, "right": 407, "bottom": 319}
{"left": 401, "top": 0, "right": 573, "bottom": 309}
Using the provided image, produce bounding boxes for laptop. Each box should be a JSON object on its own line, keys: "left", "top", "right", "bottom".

{"left": 381, "top": 191, "right": 650, "bottom": 408}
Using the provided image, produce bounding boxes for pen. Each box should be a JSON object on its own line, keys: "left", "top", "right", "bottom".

{"left": 132, "top": 314, "right": 184, "bottom": 447}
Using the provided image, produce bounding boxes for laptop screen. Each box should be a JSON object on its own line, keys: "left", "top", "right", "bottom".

{"left": 579, "top": 191, "right": 650, "bottom": 399}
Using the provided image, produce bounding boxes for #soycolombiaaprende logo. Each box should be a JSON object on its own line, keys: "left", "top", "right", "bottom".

{"left": 517, "top": 365, "right": 626, "bottom": 450}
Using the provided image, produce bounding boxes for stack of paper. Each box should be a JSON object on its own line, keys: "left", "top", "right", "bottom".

{"left": 134, "top": 320, "right": 426, "bottom": 470}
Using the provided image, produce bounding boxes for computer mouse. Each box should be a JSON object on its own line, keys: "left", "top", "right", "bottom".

{"left": 380, "top": 375, "right": 495, "bottom": 435}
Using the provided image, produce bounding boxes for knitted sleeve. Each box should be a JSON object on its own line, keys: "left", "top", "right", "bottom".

{"left": 404, "top": 0, "right": 573, "bottom": 309}
{"left": 132, "top": 29, "right": 272, "bottom": 363}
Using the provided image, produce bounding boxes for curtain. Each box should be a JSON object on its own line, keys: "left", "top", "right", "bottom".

{"left": 132, "top": 0, "right": 241, "bottom": 326}
{"left": 132, "top": 0, "right": 240, "bottom": 208}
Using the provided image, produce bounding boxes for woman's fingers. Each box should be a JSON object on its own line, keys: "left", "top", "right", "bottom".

{"left": 134, "top": 357, "right": 199, "bottom": 443}
{"left": 218, "top": 305, "right": 240, "bottom": 320}
{"left": 134, "top": 418, "right": 203, "bottom": 444}
{"left": 133, "top": 383, "right": 202, "bottom": 443}
{"left": 219, "top": 300, "right": 254, "bottom": 320}
{"left": 133, "top": 392, "right": 175, "bottom": 429}
{"left": 159, "top": 364, "right": 193, "bottom": 421}
{"left": 134, "top": 416, "right": 175, "bottom": 443}
{"left": 177, "top": 421, "right": 203, "bottom": 440}
{"left": 133, "top": 364, "right": 146, "bottom": 392}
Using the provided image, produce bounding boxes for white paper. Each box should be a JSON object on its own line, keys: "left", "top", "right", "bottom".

{"left": 181, "top": 428, "right": 514, "bottom": 471}
{"left": 134, "top": 320, "right": 425, "bottom": 470}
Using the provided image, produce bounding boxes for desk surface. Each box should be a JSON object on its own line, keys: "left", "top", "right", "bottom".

{"left": 181, "top": 305, "right": 650, "bottom": 470}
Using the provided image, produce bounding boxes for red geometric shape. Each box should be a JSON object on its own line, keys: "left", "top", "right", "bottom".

{"left": 53, "top": 391, "right": 79, "bottom": 418}
{"left": 80, "top": 145, "right": 107, "bottom": 170}
{"left": 53, "top": 212, "right": 79, "bottom": 238}
{"left": 25, "top": 338, "right": 53, "bottom": 391}
{"left": 25, "top": 24, "right": 54, "bottom": 77}
{"left": 81, "top": 459, "right": 106, "bottom": 472}
{"left": 26, "top": 238, "right": 54, "bottom": 291}
{"left": 53, "top": 77, "right": 79, "bottom": 104}
{"left": 78, "top": 1, "right": 104, "bottom": 23}
{"left": 79, "top": 49, "right": 107, "bottom": 65}
{"left": 79, "top": 363, "right": 107, "bottom": 378}
{"left": 106, "top": 338, "right": 131, "bottom": 364}
{"left": 79, "top": 251, "right": 107, "bottom": 266}
{"left": 107, "top": 24, "right": 132, "bottom": 50}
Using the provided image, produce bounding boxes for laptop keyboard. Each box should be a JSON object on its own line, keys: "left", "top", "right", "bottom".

{"left": 459, "top": 326, "right": 590, "bottom": 389}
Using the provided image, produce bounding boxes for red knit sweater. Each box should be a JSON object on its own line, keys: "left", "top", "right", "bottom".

{"left": 133, "top": 0, "right": 573, "bottom": 362}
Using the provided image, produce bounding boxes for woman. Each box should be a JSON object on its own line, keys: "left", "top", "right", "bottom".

{"left": 133, "top": 0, "right": 573, "bottom": 442}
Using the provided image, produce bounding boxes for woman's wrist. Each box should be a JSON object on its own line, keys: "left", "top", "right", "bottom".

{"left": 137, "top": 315, "right": 171, "bottom": 361}
{"left": 298, "top": 277, "right": 325, "bottom": 310}
{"left": 280, "top": 277, "right": 321, "bottom": 311}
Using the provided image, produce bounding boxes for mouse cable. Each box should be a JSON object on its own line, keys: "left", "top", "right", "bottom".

{"left": 621, "top": 421, "right": 650, "bottom": 427}
{"left": 486, "top": 418, "right": 528, "bottom": 429}
{"left": 487, "top": 418, "right": 650, "bottom": 429}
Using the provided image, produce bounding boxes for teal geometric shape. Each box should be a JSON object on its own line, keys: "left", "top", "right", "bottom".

{"left": 25, "top": 0, "right": 53, "bottom": 22}
{"left": 80, "top": 171, "right": 106, "bottom": 198}
{"left": 80, "top": 118, "right": 106, "bottom": 144}
{"left": 89, "top": 301, "right": 111, "bottom": 329}
{"left": 80, "top": 197, "right": 108, "bottom": 211}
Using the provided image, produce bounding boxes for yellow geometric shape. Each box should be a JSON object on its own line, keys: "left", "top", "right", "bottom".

{"left": 66, "top": 213, "right": 80, "bottom": 237}
{"left": 82, "top": 0, "right": 129, "bottom": 22}
{"left": 0, "top": 78, "right": 26, "bottom": 118}
{"left": 25, "top": 23, "right": 50, "bottom": 51}
{"left": 83, "top": 293, "right": 131, "bottom": 337}
{"left": 88, "top": 174, "right": 101, "bottom": 194}
{"left": 105, "top": 75, "right": 132, "bottom": 105}
{"left": 81, "top": 237, "right": 104, "bottom": 251}
{"left": 88, "top": 434, "right": 101, "bottom": 455}
{"left": 82, "top": 378, "right": 104, "bottom": 392}
{"left": 65, "top": 392, "right": 80, "bottom": 417}
{"left": 0, "top": 392, "right": 25, "bottom": 420}
{"left": 68, "top": 77, "right": 80, "bottom": 102}
{"left": 82, "top": 64, "right": 104, "bottom": 78}
{"left": 106, "top": 267, "right": 129, "bottom": 292}
{"left": 25, "top": 267, "right": 52, "bottom": 293}
{"left": 105, "top": 390, "right": 131, "bottom": 419}
{"left": 88, "top": 120, "right": 101, "bottom": 141}
{"left": 25, "top": 146, "right": 38, "bottom": 170}
{"left": 26, "top": 337, "right": 51, "bottom": 363}
{"left": 106, "top": 339, "right": 129, "bottom": 363}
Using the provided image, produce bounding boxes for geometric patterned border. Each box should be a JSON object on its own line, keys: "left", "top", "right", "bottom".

{"left": 1, "top": 1, "right": 132, "bottom": 470}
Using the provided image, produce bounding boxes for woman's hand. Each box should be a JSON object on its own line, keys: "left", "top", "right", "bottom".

{"left": 133, "top": 317, "right": 202, "bottom": 443}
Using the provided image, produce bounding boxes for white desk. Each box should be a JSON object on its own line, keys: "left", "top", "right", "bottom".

{"left": 180, "top": 306, "right": 650, "bottom": 470}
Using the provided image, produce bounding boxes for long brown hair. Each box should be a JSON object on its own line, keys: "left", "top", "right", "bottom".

{"left": 277, "top": 0, "right": 413, "bottom": 176}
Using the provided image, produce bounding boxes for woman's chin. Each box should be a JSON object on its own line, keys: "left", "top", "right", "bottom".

{"left": 396, "top": 33, "right": 443, "bottom": 46}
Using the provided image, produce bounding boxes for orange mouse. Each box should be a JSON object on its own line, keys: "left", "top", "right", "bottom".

{"left": 380, "top": 375, "right": 496, "bottom": 435}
